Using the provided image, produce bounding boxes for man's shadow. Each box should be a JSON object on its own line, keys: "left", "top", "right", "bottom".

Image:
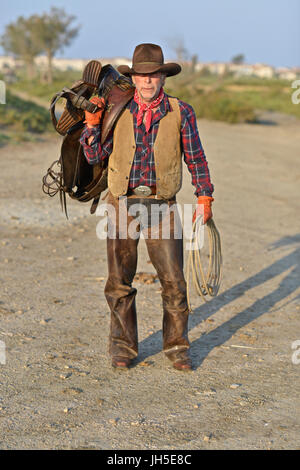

{"left": 137, "top": 234, "right": 300, "bottom": 368}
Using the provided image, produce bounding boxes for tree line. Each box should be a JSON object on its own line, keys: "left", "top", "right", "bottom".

{"left": 1, "top": 7, "right": 80, "bottom": 83}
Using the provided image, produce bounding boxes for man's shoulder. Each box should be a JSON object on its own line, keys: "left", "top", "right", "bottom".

{"left": 126, "top": 97, "right": 135, "bottom": 112}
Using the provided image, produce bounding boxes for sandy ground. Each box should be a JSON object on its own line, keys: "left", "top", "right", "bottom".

{"left": 0, "top": 112, "right": 300, "bottom": 450}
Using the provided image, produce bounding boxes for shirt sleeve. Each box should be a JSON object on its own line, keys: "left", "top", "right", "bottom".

{"left": 179, "top": 100, "right": 214, "bottom": 197}
{"left": 79, "top": 125, "right": 113, "bottom": 165}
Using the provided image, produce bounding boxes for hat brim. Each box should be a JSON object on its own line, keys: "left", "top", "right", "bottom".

{"left": 117, "top": 62, "right": 181, "bottom": 77}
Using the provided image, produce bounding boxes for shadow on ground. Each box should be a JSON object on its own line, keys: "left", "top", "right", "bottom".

{"left": 137, "top": 234, "right": 300, "bottom": 368}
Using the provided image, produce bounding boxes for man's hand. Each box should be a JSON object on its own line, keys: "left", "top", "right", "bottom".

{"left": 84, "top": 96, "right": 106, "bottom": 128}
{"left": 192, "top": 196, "right": 214, "bottom": 225}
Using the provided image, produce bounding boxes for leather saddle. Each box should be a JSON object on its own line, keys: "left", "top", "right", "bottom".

{"left": 43, "top": 60, "right": 135, "bottom": 217}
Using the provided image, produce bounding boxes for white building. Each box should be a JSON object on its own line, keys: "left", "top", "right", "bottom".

{"left": 1, "top": 54, "right": 299, "bottom": 80}
{"left": 0, "top": 55, "right": 19, "bottom": 70}
{"left": 275, "top": 67, "right": 298, "bottom": 80}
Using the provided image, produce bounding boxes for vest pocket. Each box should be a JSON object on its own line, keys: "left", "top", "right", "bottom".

{"left": 108, "top": 166, "right": 118, "bottom": 189}
{"left": 158, "top": 170, "right": 182, "bottom": 198}
{"left": 108, "top": 165, "right": 129, "bottom": 197}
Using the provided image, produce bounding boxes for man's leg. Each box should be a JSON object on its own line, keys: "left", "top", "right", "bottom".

{"left": 144, "top": 202, "right": 191, "bottom": 368}
{"left": 104, "top": 194, "right": 140, "bottom": 362}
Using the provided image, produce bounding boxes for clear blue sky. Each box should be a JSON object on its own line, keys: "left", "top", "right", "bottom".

{"left": 1, "top": 0, "right": 300, "bottom": 67}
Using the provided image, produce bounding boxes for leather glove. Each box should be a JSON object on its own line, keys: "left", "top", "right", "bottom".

{"left": 84, "top": 96, "right": 106, "bottom": 127}
{"left": 193, "top": 196, "right": 214, "bottom": 225}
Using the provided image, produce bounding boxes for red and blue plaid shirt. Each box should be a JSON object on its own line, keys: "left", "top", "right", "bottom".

{"left": 79, "top": 92, "right": 214, "bottom": 196}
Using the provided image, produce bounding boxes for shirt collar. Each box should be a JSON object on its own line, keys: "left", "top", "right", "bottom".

{"left": 128, "top": 91, "right": 172, "bottom": 119}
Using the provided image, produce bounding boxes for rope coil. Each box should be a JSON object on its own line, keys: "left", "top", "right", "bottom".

{"left": 42, "top": 159, "right": 63, "bottom": 197}
{"left": 42, "top": 158, "right": 68, "bottom": 218}
{"left": 186, "top": 216, "right": 222, "bottom": 312}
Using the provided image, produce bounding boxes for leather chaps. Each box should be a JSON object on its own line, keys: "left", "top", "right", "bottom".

{"left": 104, "top": 192, "right": 190, "bottom": 362}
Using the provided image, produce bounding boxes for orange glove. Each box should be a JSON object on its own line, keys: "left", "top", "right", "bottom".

{"left": 193, "top": 196, "right": 214, "bottom": 224}
{"left": 84, "top": 96, "right": 105, "bottom": 127}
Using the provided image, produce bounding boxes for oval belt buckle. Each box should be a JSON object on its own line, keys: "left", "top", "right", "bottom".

{"left": 133, "top": 185, "right": 152, "bottom": 197}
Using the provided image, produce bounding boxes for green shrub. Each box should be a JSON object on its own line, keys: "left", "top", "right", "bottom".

{"left": 166, "top": 73, "right": 300, "bottom": 122}
{"left": 12, "top": 69, "right": 80, "bottom": 102}
{"left": 21, "top": 110, "right": 49, "bottom": 133}
{"left": 0, "top": 133, "right": 11, "bottom": 147}
{"left": 165, "top": 80, "right": 257, "bottom": 123}
{"left": 7, "top": 70, "right": 300, "bottom": 126}
{"left": 194, "top": 93, "right": 257, "bottom": 123}
{"left": 0, "top": 90, "right": 51, "bottom": 133}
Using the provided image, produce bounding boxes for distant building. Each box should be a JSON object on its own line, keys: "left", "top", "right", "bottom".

{"left": 0, "top": 55, "right": 16, "bottom": 69}
{"left": 252, "top": 64, "right": 275, "bottom": 79}
{"left": 0, "top": 55, "right": 132, "bottom": 73}
{"left": 275, "top": 67, "right": 298, "bottom": 80}
{"left": 228, "top": 63, "right": 255, "bottom": 77}
{"left": 208, "top": 62, "right": 228, "bottom": 75}
{"left": 0, "top": 54, "right": 299, "bottom": 80}
{"left": 227, "top": 63, "right": 275, "bottom": 78}
{"left": 189, "top": 61, "right": 276, "bottom": 79}
{"left": 35, "top": 56, "right": 132, "bottom": 71}
{"left": 35, "top": 56, "right": 89, "bottom": 71}
{"left": 101, "top": 57, "right": 131, "bottom": 67}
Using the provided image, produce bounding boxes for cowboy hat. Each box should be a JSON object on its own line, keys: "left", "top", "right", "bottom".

{"left": 117, "top": 43, "right": 181, "bottom": 77}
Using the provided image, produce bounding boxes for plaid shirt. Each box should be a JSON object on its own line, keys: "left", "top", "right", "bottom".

{"left": 79, "top": 93, "right": 214, "bottom": 196}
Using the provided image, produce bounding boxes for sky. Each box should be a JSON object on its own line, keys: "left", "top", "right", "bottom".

{"left": 1, "top": 0, "right": 299, "bottom": 68}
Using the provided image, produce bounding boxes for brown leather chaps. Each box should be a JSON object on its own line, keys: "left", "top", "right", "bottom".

{"left": 104, "top": 192, "right": 190, "bottom": 362}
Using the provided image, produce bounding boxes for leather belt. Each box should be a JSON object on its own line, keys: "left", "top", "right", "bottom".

{"left": 127, "top": 185, "right": 156, "bottom": 197}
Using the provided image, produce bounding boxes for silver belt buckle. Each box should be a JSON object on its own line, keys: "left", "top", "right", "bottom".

{"left": 133, "top": 185, "right": 152, "bottom": 197}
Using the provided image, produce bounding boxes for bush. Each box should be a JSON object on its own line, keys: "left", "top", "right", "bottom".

{"left": 165, "top": 80, "right": 257, "bottom": 123}
{"left": 193, "top": 92, "right": 257, "bottom": 123}
{"left": 12, "top": 69, "right": 81, "bottom": 102}
{"left": 0, "top": 133, "right": 11, "bottom": 147}
{"left": 21, "top": 110, "right": 49, "bottom": 133}
{"left": 0, "top": 90, "right": 51, "bottom": 133}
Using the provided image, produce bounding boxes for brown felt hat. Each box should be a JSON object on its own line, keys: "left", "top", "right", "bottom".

{"left": 117, "top": 43, "right": 181, "bottom": 77}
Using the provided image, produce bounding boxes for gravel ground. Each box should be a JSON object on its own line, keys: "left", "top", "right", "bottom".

{"left": 0, "top": 113, "right": 299, "bottom": 449}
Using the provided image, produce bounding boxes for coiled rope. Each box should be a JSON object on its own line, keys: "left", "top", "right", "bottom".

{"left": 186, "top": 216, "right": 222, "bottom": 312}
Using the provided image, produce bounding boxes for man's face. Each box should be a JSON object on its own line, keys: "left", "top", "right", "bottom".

{"left": 132, "top": 72, "right": 166, "bottom": 103}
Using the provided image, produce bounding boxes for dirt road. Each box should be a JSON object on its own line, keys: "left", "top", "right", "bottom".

{"left": 0, "top": 113, "right": 299, "bottom": 449}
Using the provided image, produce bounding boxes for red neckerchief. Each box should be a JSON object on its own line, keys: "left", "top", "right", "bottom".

{"left": 134, "top": 87, "right": 164, "bottom": 132}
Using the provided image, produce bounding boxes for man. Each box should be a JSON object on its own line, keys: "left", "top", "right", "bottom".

{"left": 79, "top": 43, "right": 214, "bottom": 371}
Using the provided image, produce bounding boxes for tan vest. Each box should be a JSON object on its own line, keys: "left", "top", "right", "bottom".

{"left": 107, "top": 97, "right": 182, "bottom": 199}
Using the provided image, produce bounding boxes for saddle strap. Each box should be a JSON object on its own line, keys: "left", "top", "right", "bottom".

{"left": 69, "top": 166, "right": 108, "bottom": 203}
{"left": 90, "top": 196, "right": 100, "bottom": 214}
{"left": 50, "top": 86, "right": 98, "bottom": 135}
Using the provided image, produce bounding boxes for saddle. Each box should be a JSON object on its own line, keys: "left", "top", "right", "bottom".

{"left": 42, "top": 60, "right": 135, "bottom": 217}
